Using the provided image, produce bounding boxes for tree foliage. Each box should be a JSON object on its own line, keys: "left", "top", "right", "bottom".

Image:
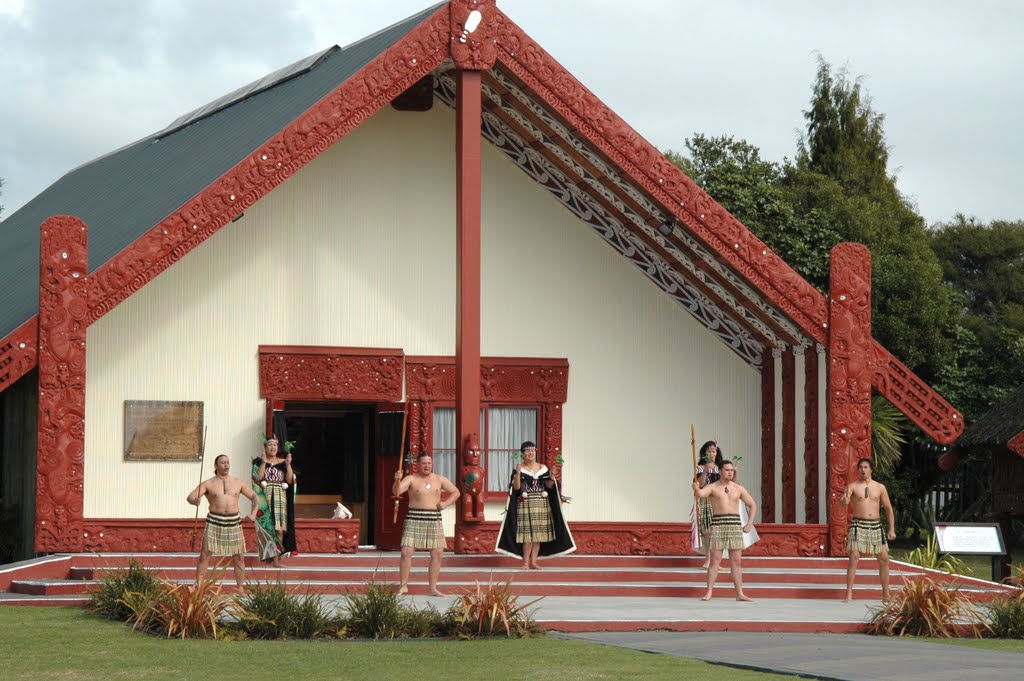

{"left": 667, "top": 60, "right": 957, "bottom": 380}
{"left": 930, "top": 216, "right": 1024, "bottom": 418}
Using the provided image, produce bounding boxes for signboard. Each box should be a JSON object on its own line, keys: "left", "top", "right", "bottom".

{"left": 934, "top": 522, "right": 1006, "bottom": 555}
{"left": 124, "top": 400, "right": 204, "bottom": 461}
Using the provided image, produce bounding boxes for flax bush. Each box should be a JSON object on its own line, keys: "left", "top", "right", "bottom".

{"left": 87, "top": 559, "right": 160, "bottom": 622}
{"left": 444, "top": 578, "right": 543, "bottom": 639}
{"left": 867, "top": 576, "right": 985, "bottom": 638}
{"left": 987, "top": 590, "right": 1024, "bottom": 639}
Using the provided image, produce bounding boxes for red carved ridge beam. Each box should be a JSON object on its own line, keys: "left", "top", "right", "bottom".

{"left": 36, "top": 216, "right": 89, "bottom": 553}
{"left": 827, "top": 243, "right": 872, "bottom": 556}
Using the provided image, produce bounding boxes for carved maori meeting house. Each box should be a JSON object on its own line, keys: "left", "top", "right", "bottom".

{"left": 0, "top": 0, "right": 962, "bottom": 561}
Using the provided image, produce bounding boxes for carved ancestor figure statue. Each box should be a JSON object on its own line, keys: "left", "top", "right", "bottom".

{"left": 462, "top": 433, "right": 484, "bottom": 522}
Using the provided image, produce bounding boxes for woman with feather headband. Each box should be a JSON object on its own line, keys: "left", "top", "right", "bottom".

{"left": 496, "top": 441, "right": 575, "bottom": 568}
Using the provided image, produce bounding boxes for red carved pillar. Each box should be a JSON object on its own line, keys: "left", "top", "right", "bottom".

{"left": 408, "top": 400, "right": 424, "bottom": 460}
{"left": 543, "top": 402, "right": 564, "bottom": 484}
{"left": 451, "top": 0, "right": 496, "bottom": 550}
{"left": 36, "top": 216, "right": 89, "bottom": 552}
{"left": 827, "top": 243, "right": 872, "bottom": 556}
{"left": 760, "top": 350, "right": 777, "bottom": 523}
{"left": 803, "top": 345, "right": 821, "bottom": 523}
{"left": 781, "top": 348, "right": 796, "bottom": 523}
{"left": 454, "top": 67, "right": 482, "bottom": 543}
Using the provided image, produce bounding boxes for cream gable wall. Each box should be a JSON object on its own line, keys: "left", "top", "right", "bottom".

{"left": 85, "top": 102, "right": 762, "bottom": 523}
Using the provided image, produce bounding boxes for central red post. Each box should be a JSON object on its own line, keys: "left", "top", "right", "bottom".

{"left": 454, "top": 69, "right": 482, "bottom": 551}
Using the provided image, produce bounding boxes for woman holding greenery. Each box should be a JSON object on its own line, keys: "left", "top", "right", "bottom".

{"left": 252, "top": 436, "right": 297, "bottom": 567}
{"left": 495, "top": 441, "right": 575, "bottom": 568}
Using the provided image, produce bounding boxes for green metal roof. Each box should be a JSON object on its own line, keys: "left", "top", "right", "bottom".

{"left": 0, "top": 2, "right": 443, "bottom": 341}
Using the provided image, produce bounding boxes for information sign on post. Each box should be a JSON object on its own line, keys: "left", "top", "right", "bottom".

{"left": 934, "top": 522, "right": 1006, "bottom": 555}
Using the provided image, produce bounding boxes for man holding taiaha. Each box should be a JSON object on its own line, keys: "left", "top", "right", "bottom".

{"left": 692, "top": 460, "right": 757, "bottom": 601}
{"left": 187, "top": 454, "right": 258, "bottom": 589}
{"left": 393, "top": 452, "right": 460, "bottom": 596}
{"left": 840, "top": 457, "right": 896, "bottom": 602}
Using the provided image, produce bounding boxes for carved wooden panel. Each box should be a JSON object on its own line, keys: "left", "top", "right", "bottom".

{"left": 760, "top": 354, "right": 776, "bottom": 523}
{"left": 0, "top": 318, "right": 38, "bottom": 392}
{"left": 827, "top": 243, "right": 872, "bottom": 556}
{"left": 803, "top": 347, "right": 821, "bottom": 523}
{"left": 36, "top": 216, "right": 89, "bottom": 553}
{"left": 569, "top": 522, "right": 827, "bottom": 557}
{"left": 1009, "top": 430, "right": 1024, "bottom": 459}
{"left": 440, "top": 521, "right": 828, "bottom": 556}
{"left": 258, "top": 347, "right": 404, "bottom": 402}
{"left": 80, "top": 519, "right": 361, "bottom": 553}
{"left": 407, "top": 358, "right": 569, "bottom": 403}
{"left": 449, "top": 0, "right": 497, "bottom": 70}
{"left": 781, "top": 349, "right": 796, "bottom": 523}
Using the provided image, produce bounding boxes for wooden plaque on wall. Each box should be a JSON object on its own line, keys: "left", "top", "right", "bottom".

{"left": 124, "top": 400, "right": 204, "bottom": 461}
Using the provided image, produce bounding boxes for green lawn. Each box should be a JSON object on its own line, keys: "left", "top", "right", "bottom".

{"left": 0, "top": 607, "right": 804, "bottom": 681}
{"left": 923, "top": 637, "right": 1024, "bottom": 653}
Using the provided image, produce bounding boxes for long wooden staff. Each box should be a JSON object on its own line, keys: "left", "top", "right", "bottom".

{"left": 690, "top": 423, "right": 698, "bottom": 495}
{"left": 190, "top": 426, "right": 209, "bottom": 551}
{"left": 392, "top": 402, "right": 409, "bottom": 524}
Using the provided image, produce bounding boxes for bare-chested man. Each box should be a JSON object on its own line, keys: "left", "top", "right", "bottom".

{"left": 840, "top": 458, "right": 896, "bottom": 601}
{"left": 186, "top": 454, "right": 258, "bottom": 589}
{"left": 692, "top": 460, "right": 757, "bottom": 601}
{"left": 392, "top": 452, "right": 460, "bottom": 596}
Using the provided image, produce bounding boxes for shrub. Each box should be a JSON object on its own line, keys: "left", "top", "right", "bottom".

{"left": 987, "top": 590, "right": 1024, "bottom": 639}
{"left": 290, "top": 591, "right": 339, "bottom": 639}
{"left": 130, "top": 572, "right": 233, "bottom": 639}
{"left": 234, "top": 581, "right": 294, "bottom": 639}
{"left": 904, "top": 534, "right": 967, "bottom": 574}
{"left": 234, "top": 582, "right": 339, "bottom": 639}
{"left": 1003, "top": 563, "right": 1024, "bottom": 588}
{"left": 867, "top": 576, "right": 985, "bottom": 638}
{"left": 87, "top": 559, "right": 160, "bottom": 622}
{"left": 399, "top": 603, "right": 446, "bottom": 638}
{"left": 342, "top": 582, "right": 407, "bottom": 639}
{"left": 445, "top": 578, "right": 543, "bottom": 639}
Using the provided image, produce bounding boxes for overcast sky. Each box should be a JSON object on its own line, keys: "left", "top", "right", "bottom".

{"left": 1, "top": 0, "right": 1021, "bottom": 225}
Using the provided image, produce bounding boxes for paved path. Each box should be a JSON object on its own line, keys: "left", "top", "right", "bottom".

{"left": 560, "top": 631, "right": 1021, "bottom": 681}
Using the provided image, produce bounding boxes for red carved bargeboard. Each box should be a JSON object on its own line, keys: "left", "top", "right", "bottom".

{"left": 36, "top": 216, "right": 89, "bottom": 553}
{"left": 258, "top": 346, "right": 404, "bottom": 402}
{"left": 80, "top": 518, "right": 361, "bottom": 554}
{"left": 827, "top": 244, "right": 873, "bottom": 556}
{"left": 0, "top": 318, "right": 38, "bottom": 393}
{"left": 486, "top": 6, "right": 962, "bottom": 447}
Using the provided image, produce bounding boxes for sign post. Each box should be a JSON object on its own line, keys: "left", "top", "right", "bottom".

{"left": 934, "top": 522, "right": 1008, "bottom": 582}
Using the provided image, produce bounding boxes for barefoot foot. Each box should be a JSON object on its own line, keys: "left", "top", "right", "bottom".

{"left": 397, "top": 585, "right": 409, "bottom": 596}
{"left": 736, "top": 594, "right": 754, "bottom": 602}
{"left": 429, "top": 587, "right": 445, "bottom": 597}
{"left": 700, "top": 594, "right": 713, "bottom": 601}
